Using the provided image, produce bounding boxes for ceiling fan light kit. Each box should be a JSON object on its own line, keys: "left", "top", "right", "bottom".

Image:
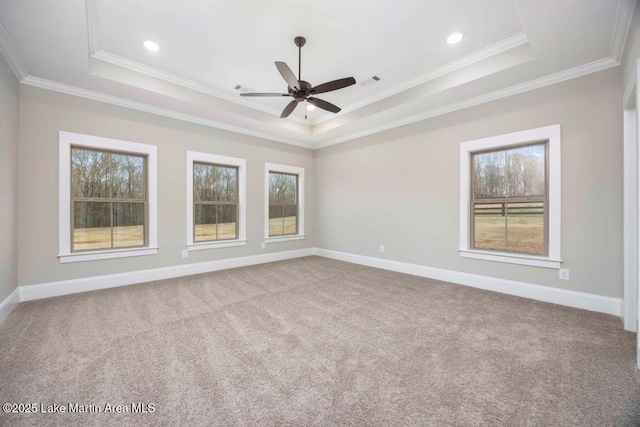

{"left": 240, "top": 36, "right": 356, "bottom": 119}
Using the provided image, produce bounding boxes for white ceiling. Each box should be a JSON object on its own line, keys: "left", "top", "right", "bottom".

{"left": 0, "top": 0, "right": 634, "bottom": 148}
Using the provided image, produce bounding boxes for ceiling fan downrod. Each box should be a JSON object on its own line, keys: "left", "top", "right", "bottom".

{"left": 294, "top": 36, "right": 306, "bottom": 82}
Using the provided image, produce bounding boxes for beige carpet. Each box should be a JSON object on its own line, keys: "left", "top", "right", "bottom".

{"left": 1, "top": 256, "right": 639, "bottom": 426}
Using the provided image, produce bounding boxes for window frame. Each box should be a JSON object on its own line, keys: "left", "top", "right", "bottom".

{"left": 459, "top": 125, "right": 561, "bottom": 269}
{"left": 470, "top": 141, "right": 549, "bottom": 256}
{"left": 264, "top": 163, "right": 305, "bottom": 243}
{"left": 59, "top": 131, "right": 158, "bottom": 263}
{"left": 186, "top": 151, "right": 247, "bottom": 251}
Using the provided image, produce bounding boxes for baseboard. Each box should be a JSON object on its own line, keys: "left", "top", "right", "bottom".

{"left": 0, "top": 288, "right": 20, "bottom": 324}
{"left": 10, "top": 247, "right": 623, "bottom": 318}
{"left": 314, "top": 248, "right": 622, "bottom": 316}
{"left": 20, "top": 248, "right": 315, "bottom": 302}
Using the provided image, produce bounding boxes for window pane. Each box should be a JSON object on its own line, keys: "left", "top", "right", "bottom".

{"left": 281, "top": 175, "right": 297, "bottom": 205}
{"left": 506, "top": 202, "right": 544, "bottom": 255}
{"left": 506, "top": 144, "right": 545, "bottom": 198}
{"left": 216, "top": 167, "right": 238, "bottom": 202}
{"left": 217, "top": 205, "right": 237, "bottom": 240}
{"left": 473, "top": 150, "right": 506, "bottom": 199}
{"left": 113, "top": 203, "right": 145, "bottom": 248}
{"left": 73, "top": 201, "right": 111, "bottom": 251}
{"left": 194, "top": 163, "right": 237, "bottom": 202}
{"left": 269, "top": 206, "right": 284, "bottom": 236}
{"left": 283, "top": 206, "right": 298, "bottom": 235}
{"left": 473, "top": 203, "right": 506, "bottom": 251}
{"left": 111, "top": 154, "right": 145, "bottom": 199}
{"left": 71, "top": 148, "right": 110, "bottom": 198}
{"left": 269, "top": 172, "right": 285, "bottom": 204}
{"left": 193, "top": 164, "right": 206, "bottom": 202}
{"left": 195, "top": 204, "right": 217, "bottom": 242}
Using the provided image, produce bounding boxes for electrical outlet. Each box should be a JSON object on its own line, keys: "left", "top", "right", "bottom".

{"left": 181, "top": 250, "right": 188, "bottom": 258}
{"left": 379, "top": 244, "right": 385, "bottom": 253}
{"left": 261, "top": 242, "right": 266, "bottom": 249}
{"left": 559, "top": 268, "right": 570, "bottom": 280}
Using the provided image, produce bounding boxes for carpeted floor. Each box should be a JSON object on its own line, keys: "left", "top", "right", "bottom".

{"left": 1, "top": 256, "right": 639, "bottom": 426}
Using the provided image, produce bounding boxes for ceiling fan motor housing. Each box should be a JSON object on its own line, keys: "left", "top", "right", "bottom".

{"left": 289, "top": 80, "right": 312, "bottom": 101}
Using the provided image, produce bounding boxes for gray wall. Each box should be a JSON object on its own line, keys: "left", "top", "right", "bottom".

{"left": 11, "top": 67, "right": 626, "bottom": 299}
{"left": 0, "top": 53, "right": 19, "bottom": 302}
{"left": 18, "top": 86, "right": 315, "bottom": 286}
{"left": 315, "top": 68, "right": 623, "bottom": 298}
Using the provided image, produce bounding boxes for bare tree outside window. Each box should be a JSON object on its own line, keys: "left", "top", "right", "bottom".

{"left": 471, "top": 142, "right": 547, "bottom": 255}
{"left": 71, "top": 147, "right": 146, "bottom": 251}
{"left": 269, "top": 172, "right": 298, "bottom": 236}
{"left": 193, "top": 163, "right": 238, "bottom": 242}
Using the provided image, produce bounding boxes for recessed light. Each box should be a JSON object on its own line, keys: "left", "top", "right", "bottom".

{"left": 143, "top": 40, "right": 160, "bottom": 52}
{"left": 306, "top": 104, "right": 315, "bottom": 111}
{"left": 446, "top": 32, "right": 464, "bottom": 45}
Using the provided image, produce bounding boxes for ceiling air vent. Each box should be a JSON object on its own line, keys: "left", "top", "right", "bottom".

{"left": 360, "top": 76, "right": 381, "bottom": 87}
{"left": 234, "top": 84, "right": 254, "bottom": 93}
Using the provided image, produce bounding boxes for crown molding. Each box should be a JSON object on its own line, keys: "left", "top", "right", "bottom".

{"left": 0, "top": 20, "right": 27, "bottom": 81}
{"left": 21, "top": 76, "right": 312, "bottom": 149}
{"left": 315, "top": 57, "right": 619, "bottom": 149}
{"left": 309, "top": 33, "right": 530, "bottom": 126}
{"left": 85, "top": 0, "right": 99, "bottom": 55}
{"left": 19, "top": 55, "right": 619, "bottom": 152}
{"left": 611, "top": 0, "right": 636, "bottom": 63}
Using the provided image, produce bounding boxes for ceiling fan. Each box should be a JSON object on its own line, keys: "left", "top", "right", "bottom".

{"left": 240, "top": 36, "right": 356, "bottom": 119}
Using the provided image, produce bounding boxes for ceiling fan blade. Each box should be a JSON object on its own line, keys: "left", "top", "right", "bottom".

{"left": 280, "top": 100, "right": 299, "bottom": 118}
{"left": 275, "top": 62, "right": 299, "bottom": 90}
{"left": 311, "top": 77, "right": 356, "bottom": 95}
{"left": 240, "top": 93, "right": 291, "bottom": 97}
{"left": 307, "top": 97, "right": 341, "bottom": 113}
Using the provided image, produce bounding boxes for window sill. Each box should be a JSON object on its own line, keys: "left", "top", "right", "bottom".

{"left": 187, "top": 240, "right": 247, "bottom": 251}
{"left": 58, "top": 247, "right": 159, "bottom": 264}
{"left": 459, "top": 249, "right": 562, "bottom": 269}
{"left": 264, "top": 235, "right": 306, "bottom": 244}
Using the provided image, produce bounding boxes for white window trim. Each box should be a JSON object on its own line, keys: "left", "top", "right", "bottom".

{"left": 58, "top": 131, "right": 158, "bottom": 264}
{"left": 459, "top": 124, "right": 562, "bottom": 269}
{"left": 186, "top": 151, "right": 247, "bottom": 251}
{"left": 264, "top": 162, "right": 305, "bottom": 243}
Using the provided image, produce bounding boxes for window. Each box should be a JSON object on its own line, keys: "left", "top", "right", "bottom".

{"left": 194, "top": 163, "right": 238, "bottom": 242}
{"left": 471, "top": 142, "right": 547, "bottom": 256}
{"left": 187, "top": 152, "right": 246, "bottom": 250}
{"left": 459, "top": 125, "right": 561, "bottom": 269}
{"left": 269, "top": 172, "right": 298, "bottom": 236}
{"left": 59, "top": 132, "right": 158, "bottom": 263}
{"left": 71, "top": 148, "right": 147, "bottom": 251}
{"left": 264, "top": 163, "right": 305, "bottom": 243}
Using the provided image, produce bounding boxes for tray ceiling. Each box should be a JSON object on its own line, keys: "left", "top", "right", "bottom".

{"left": 0, "top": 0, "right": 634, "bottom": 148}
